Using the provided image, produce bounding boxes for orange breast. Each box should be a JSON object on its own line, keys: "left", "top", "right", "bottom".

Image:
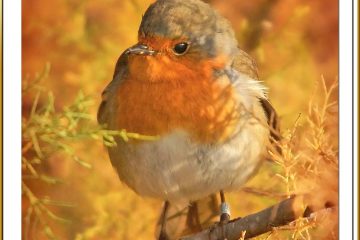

{"left": 115, "top": 55, "right": 240, "bottom": 143}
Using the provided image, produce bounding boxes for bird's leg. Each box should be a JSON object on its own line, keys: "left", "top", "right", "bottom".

{"left": 186, "top": 201, "right": 202, "bottom": 232}
{"left": 158, "top": 201, "right": 170, "bottom": 240}
{"left": 219, "top": 190, "right": 231, "bottom": 224}
{"left": 219, "top": 190, "right": 231, "bottom": 240}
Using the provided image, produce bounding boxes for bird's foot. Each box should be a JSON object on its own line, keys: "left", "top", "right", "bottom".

{"left": 218, "top": 191, "right": 231, "bottom": 240}
{"left": 219, "top": 201, "right": 231, "bottom": 225}
{"left": 219, "top": 202, "right": 231, "bottom": 239}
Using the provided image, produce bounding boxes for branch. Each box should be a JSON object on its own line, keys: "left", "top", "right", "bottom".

{"left": 180, "top": 195, "right": 332, "bottom": 240}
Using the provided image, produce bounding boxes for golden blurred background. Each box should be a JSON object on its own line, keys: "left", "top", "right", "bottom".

{"left": 22, "top": 0, "right": 339, "bottom": 239}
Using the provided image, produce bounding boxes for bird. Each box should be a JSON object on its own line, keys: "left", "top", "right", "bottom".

{"left": 98, "top": 0, "right": 279, "bottom": 239}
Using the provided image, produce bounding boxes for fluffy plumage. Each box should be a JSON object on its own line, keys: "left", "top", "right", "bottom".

{"left": 98, "top": 0, "right": 279, "bottom": 238}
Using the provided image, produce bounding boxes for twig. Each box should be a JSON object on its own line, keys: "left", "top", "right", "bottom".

{"left": 180, "top": 195, "right": 331, "bottom": 240}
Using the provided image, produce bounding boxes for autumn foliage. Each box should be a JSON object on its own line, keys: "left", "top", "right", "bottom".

{"left": 22, "top": 0, "right": 338, "bottom": 239}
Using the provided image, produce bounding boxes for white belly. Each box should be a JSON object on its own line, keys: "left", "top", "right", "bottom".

{"left": 108, "top": 118, "right": 269, "bottom": 203}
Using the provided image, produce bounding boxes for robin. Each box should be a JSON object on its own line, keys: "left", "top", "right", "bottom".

{"left": 98, "top": 0, "right": 279, "bottom": 239}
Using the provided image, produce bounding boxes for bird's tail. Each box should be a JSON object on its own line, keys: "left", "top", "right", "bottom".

{"left": 156, "top": 194, "right": 220, "bottom": 240}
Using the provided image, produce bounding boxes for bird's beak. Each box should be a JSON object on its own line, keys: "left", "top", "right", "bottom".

{"left": 125, "top": 44, "right": 156, "bottom": 56}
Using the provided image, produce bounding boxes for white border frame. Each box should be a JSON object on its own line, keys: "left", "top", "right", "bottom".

{"left": 352, "top": 0, "right": 358, "bottom": 238}
{"left": 3, "top": 0, "right": 355, "bottom": 239}
{"left": 339, "top": 0, "right": 355, "bottom": 239}
{"left": 4, "top": 0, "right": 22, "bottom": 239}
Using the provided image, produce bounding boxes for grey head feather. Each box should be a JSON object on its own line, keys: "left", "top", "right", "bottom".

{"left": 139, "top": 0, "right": 238, "bottom": 59}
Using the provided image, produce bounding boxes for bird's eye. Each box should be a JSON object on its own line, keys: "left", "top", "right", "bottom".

{"left": 173, "top": 42, "right": 189, "bottom": 55}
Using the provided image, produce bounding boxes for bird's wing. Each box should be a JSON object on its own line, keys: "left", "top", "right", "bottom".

{"left": 232, "top": 49, "right": 259, "bottom": 80}
{"left": 97, "top": 53, "right": 128, "bottom": 126}
{"left": 232, "top": 49, "right": 281, "bottom": 142}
